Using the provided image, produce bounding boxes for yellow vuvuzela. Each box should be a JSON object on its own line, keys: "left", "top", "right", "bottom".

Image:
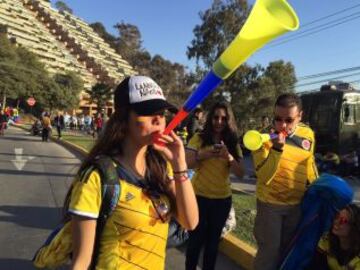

{"left": 243, "top": 130, "right": 274, "bottom": 151}
{"left": 213, "top": 0, "right": 299, "bottom": 80}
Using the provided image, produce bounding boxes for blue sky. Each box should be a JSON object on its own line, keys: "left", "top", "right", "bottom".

{"left": 50, "top": 0, "right": 360, "bottom": 92}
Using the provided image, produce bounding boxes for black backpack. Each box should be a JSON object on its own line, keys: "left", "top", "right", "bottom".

{"left": 33, "top": 155, "right": 121, "bottom": 269}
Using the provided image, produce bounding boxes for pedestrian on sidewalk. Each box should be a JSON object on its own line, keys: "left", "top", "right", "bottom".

{"left": 185, "top": 101, "right": 244, "bottom": 270}
{"left": 41, "top": 112, "right": 51, "bottom": 142}
{"left": 54, "top": 111, "right": 65, "bottom": 139}
{"left": 94, "top": 112, "right": 103, "bottom": 138}
{"left": 0, "top": 110, "right": 8, "bottom": 136}
{"left": 251, "top": 93, "right": 318, "bottom": 270}
{"left": 64, "top": 75, "right": 198, "bottom": 269}
{"left": 84, "top": 113, "right": 92, "bottom": 135}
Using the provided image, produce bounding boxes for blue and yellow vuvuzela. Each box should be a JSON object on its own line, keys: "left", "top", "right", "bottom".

{"left": 164, "top": 0, "right": 299, "bottom": 135}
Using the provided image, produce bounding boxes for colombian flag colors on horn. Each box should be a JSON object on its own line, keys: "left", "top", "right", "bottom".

{"left": 163, "top": 0, "right": 299, "bottom": 135}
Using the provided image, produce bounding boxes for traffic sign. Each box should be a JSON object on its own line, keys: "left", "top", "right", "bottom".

{"left": 27, "top": 97, "right": 36, "bottom": 107}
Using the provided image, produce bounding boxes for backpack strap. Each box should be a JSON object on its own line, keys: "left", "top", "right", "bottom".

{"left": 86, "top": 155, "right": 121, "bottom": 270}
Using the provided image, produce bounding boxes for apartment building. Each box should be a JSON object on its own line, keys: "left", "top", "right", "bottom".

{"left": 0, "top": 0, "right": 136, "bottom": 113}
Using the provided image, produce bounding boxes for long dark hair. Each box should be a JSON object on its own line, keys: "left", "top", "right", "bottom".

{"left": 200, "top": 102, "right": 240, "bottom": 161}
{"left": 63, "top": 105, "right": 170, "bottom": 216}
{"left": 329, "top": 204, "right": 360, "bottom": 263}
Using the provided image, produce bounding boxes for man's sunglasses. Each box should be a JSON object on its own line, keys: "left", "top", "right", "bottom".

{"left": 274, "top": 116, "right": 296, "bottom": 124}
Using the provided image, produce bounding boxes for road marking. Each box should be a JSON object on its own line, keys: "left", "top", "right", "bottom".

{"left": 11, "top": 148, "right": 35, "bottom": 171}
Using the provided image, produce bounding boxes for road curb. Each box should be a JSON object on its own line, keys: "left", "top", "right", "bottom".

{"left": 53, "top": 136, "right": 89, "bottom": 157}
{"left": 14, "top": 123, "right": 257, "bottom": 269}
{"left": 220, "top": 234, "right": 256, "bottom": 270}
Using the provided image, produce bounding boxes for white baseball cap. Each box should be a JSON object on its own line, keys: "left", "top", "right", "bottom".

{"left": 114, "top": 76, "right": 177, "bottom": 115}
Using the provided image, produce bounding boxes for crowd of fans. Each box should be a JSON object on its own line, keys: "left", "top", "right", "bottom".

{"left": 30, "top": 110, "right": 109, "bottom": 141}
{"left": 0, "top": 105, "right": 19, "bottom": 135}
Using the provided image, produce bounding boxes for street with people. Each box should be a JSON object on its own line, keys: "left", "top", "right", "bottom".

{"left": 1, "top": 0, "right": 360, "bottom": 269}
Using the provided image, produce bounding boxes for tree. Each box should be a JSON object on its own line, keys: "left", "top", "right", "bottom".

{"left": 136, "top": 54, "right": 195, "bottom": 107}
{"left": 86, "top": 83, "right": 112, "bottom": 112}
{"left": 264, "top": 60, "right": 296, "bottom": 96}
{"left": 89, "top": 22, "right": 117, "bottom": 47}
{"left": 55, "top": 1, "right": 73, "bottom": 14}
{"left": 114, "top": 22, "right": 143, "bottom": 65}
{"left": 0, "top": 34, "right": 52, "bottom": 109}
{"left": 52, "top": 72, "right": 84, "bottom": 110}
{"left": 15, "top": 46, "right": 51, "bottom": 98}
{"left": 187, "top": 0, "right": 250, "bottom": 68}
{"left": 37, "top": 79, "right": 62, "bottom": 111}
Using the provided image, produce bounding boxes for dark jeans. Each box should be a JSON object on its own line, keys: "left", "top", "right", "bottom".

{"left": 185, "top": 195, "right": 231, "bottom": 270}
{"left": 42, "top": 128, "right": 49, "bottom": 142}
{"left": 56, "top": 126, "right": 62, "bottom": 138}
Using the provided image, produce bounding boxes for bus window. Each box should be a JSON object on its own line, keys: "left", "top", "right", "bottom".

{"left": 356, "top": 104, "right": 360, "bottom": 123}
{"left": 343, "top": 104, "right": 355, "bottom": 124}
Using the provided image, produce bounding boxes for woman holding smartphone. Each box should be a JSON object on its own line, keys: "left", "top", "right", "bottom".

{"left": 185, "top": 101, "right": 244, "bottom": 270}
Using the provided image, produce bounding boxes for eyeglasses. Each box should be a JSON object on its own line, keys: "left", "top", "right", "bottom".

{"left": 145, "top": 189, "right": 170, "bottom": 223}
{"left": 274, "top": 116, "right": 296, "bottom": 124}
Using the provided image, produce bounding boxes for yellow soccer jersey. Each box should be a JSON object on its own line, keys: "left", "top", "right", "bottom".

{"left": 69, "top": 170, "right": 170, "bottom": 270}
{"left": 187, "top": 133, "right": 243, "bottom": 199}
{"left": 318, "top": 235, "right": 360, "bottom": 270}
{"left": 252, "top": 124, "right": 319, "bottom": 205}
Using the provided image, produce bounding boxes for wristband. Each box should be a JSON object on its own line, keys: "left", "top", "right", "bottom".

{"left": 173, "top": 170, "right": 188, "bottom": 175}
{"left": 174, "top": 174, "right": 189, "bottom": 182}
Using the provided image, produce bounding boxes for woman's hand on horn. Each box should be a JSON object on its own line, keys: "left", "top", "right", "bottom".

{"left": 152, "top": 131, "right": 187, "bottom": 172}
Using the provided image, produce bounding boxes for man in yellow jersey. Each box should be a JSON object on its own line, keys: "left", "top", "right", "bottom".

{"left": 252, "top": 93, "right": 318, "bottom": 270}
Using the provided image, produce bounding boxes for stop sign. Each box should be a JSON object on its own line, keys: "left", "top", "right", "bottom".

{"left": 27, "top": 97, "right": 36, "bottom": 107}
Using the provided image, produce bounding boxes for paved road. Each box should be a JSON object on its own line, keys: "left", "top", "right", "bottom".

{"left": 0, "top": 126, "right": 242, "bottom": 269}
